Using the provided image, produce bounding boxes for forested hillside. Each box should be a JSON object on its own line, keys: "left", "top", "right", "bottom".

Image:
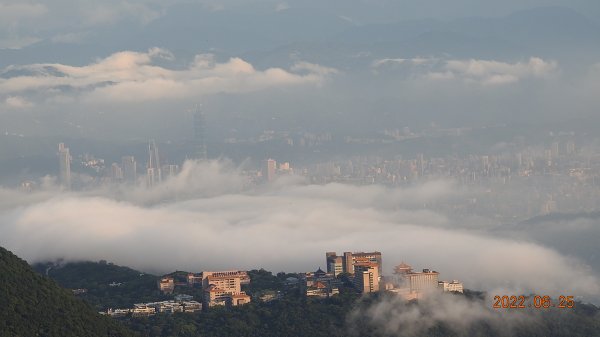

{"left": 0, "top": 246, "right": 135, "bottom": 337}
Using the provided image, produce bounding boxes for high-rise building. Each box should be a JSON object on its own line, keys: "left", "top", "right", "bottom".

{"left": 58, "top": 143, "right": 71, "bottom": 189}
{"left": 327, "top": 251, "right": 382, "bottom": 276}
{"left": 566, "top": 141, "right": 576, "bottom": 155}
{"left": 122, "top": 156, "right": 137, "bottom": 183}
{"left": 164, "top": 164, "right": 179, "bottom": 178}
{"left": 394, "top": 263, "right": 439, "bottom": 292}
{"left": 263, "top": 159, "right": 277, "bottom": 182}
{"left": 193, "top": 107, "right": 207, "bottom": 161}
{"left": 147, "top": 140, "right": 162, "bottom": 187}
{"left": 551, "top": 142, "right": 560, "bottom": 158}
{"left": 343, "top": 252, "right": 354, "bottom": 275}
{"left": 111, "top": 163, "right": 123, "bottom": 182}
{"left": 326, "top": 253, "right": 343, "bottom": 276}
{"left": 354, "top": 262, "right": 380, "bottom": 293}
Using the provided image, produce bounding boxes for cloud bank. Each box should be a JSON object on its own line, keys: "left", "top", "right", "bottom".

{"left": 0, "top": 48, "right": 337, "bottom": 103}
{"left": 373, "top": 57, "right": 558, "bottom": 85}
{"left": 347, "top": 292, "right": 542, "bottom": 337}
{"left": 0, "top": 160, "right": 598, "bottom": 302}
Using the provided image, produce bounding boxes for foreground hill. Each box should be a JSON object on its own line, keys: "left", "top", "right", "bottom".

{"left": 0, "top": 246, "right": 135, "bottom": 337}
{"left": 33, "top": 260, "right": 164, "bottom": 311}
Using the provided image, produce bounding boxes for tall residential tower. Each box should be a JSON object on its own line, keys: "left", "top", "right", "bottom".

{"left": 147, "top": 140, "right": 162, "bottom": 187}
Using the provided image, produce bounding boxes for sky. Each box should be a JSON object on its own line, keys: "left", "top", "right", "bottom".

{"left": 1, "top": 0, "right": 599, "bottom": 143}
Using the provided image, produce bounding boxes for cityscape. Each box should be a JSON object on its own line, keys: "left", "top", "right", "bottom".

{"left": 98, "top": 251, "right": 462, "bottom": 318}
{"left": 32, "top": 124, "right": 600, "bottom": 225}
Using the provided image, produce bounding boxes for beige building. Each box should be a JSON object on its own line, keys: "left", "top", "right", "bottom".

{"left": 354, "top": 262, "right": 380, "bottom": 293}
{"left": 326, "top": 251, "right": 383, "bottom": 275}
{"left": 326, "top": 252, "right": 344, "bottom": 276}
{"left": 392, "top": 263, "right": 439, "bottom": 292}
{"left": 438, "top": 280, "right": 464, "bottom": 293}
{"left": 405, "top": 269, "right": 439, "bottom": 292}
{"left": 202, "top": 271, "right": 252, "bottom": 308}
{"left": 385, "top": 262, "right": 449, "bottom": 301}
{"left": 159, "top": 277, "right": 175, "bottom": 294}
{"left": 131, "top": 304, "right": 156, "bottom": 317}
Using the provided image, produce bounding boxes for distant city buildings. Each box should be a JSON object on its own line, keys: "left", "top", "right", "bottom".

{"left": 121, "top": 156, "right": 137, "bottom": 183}
{"left": 110, "top": 163, "right": 123, "bottom": 182}
{"left": 147, "top": 140, "right": 162, "bottom": 187}
{"left": 263, "top": 158, "right": 277, "bottom": 182}
{"left": 39, "top": 131, "right": 598, "bottom": 223}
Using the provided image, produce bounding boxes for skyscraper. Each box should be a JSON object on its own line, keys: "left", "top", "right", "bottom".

{"left": 327, "top": 251, "right": 383, "bottom": 275}
{"left": 147, "top": 140, "right": 161, "bottom": 187}
{"left": 353, "top": 262, "right": 380, "bottom": 293}
{"left": 110, "top": 163, "right": 123, "bottom": 182}
{"left": 326, "top": 252, "right": 343, "bottom": 276}
{"left": 121, "top": 156, "right": 137, "bottom": 183}
{"left": 263, "top": 159, "right": 277, "bottom": 182}
{"left": 57, "top": 143, "right": 71, "bottom": 189}
{"left": 193, "top": 107, "right": 207, "bottom": 161}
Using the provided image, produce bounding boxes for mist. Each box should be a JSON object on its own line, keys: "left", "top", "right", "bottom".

{"left": 0, "top": 160, "right": 598, "bottom": 304}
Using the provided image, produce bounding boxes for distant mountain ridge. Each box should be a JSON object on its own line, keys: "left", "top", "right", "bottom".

{"left": 1, "top": 6, "right": 598, "bottom": 69}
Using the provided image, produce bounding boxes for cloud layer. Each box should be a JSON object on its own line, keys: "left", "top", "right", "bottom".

{"left": 0, "top": 160, "right": 598, "bottom": 302}
{"left": 0, "top": 48, "right": 336, "bottom": 104}
{"left": 373, "top": 57, "right": 558, "bottom": 85}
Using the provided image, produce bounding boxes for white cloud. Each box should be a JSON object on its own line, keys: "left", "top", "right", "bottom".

{"left": 0, "top": 160, "right": 597, "bottom": 301}
{"left": 348, "top": 292, "right": 538, "bottom": 337}
{"left": 444, "top": 57, "right": 558, "bottom": 85}
{"left": 0, "top": 48, "right": 337, "bottom": 103}
{"left": 372, "top": 57, "right": 558, "bottom": 85}
{"left": 4, "top": 95, "right": 34, "bottom": 109}
{"left": 275, "top": 2, "right": 290, "bottom": 12}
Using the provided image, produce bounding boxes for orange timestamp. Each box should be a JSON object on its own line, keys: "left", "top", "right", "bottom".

{"left": 493, "top": 295, "right": 575, "bottom": 309}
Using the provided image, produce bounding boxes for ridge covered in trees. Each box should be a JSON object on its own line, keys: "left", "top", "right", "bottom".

{"left": 5, "top": 252, "right": 600, "bottom": 337}
{"left": 0, "top": 247, "right": 135, "bottom": 337}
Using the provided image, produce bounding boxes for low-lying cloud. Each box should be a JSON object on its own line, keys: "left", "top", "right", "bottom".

{"left": 373, "top": 57, "right": 558, "bottom": 85}
{"left": 0, "top": 160, "right": 598, "bottom": 302}
{"left": 347, "top": 291, "right": 548, "bottom": 337}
